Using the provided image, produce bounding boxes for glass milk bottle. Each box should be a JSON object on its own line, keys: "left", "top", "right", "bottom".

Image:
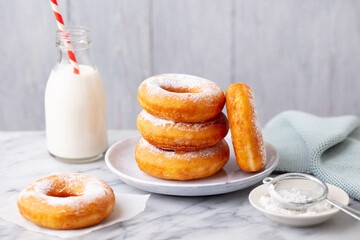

{"left": 45, "top": 27, "right": 108, "bottom": 163}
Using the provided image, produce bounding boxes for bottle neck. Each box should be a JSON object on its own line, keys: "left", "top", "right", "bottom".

{"left": 54, "top": 26, "right": 96, "bottom": 71}
{"left": 56, "top": 46, "right": 95, "bottom": 70}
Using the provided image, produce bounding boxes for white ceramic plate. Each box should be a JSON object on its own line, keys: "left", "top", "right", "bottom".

{"left": 105, "top": 136, "right": 279, "bottom": 196}
{"left": 249, "top": 183, "right": 350, "bottom": 227}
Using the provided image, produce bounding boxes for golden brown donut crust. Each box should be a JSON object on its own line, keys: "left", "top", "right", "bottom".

{"left": 17, "top": 173, "right": 115, "bottom": 230}
{"left": 137, "top": 110, "right": 229, "bottom": 151}
{"left": 137, "top": 74, "right": 225, "bottom": 123}
{"left": 225, "top": 83, "right": 266, "bottom": 172}
{"left": 135, "top": 138, "right": 230, "bottom": 180}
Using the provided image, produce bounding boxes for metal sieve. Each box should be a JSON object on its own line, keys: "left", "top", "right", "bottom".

{"left": 263, "top": 173, "right": 360, "bottom": 221}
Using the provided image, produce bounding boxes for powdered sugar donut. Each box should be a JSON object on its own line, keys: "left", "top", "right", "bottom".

{"left": 137, "top": 74, "right": 225, "bottom": 122}
{"left": 225, "top": 83, "right": 266, "bottom": 172}
{"left": 17, "top": 173, "right": 115, "bottom": 229}
{"left": 135, "top": 138, "right": 230, "bottom": 180}
{"left": 137, "top": 110, "right": 229, "bottom": 151}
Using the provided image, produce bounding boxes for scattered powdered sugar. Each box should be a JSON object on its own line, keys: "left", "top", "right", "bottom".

{"left": 247, "top": 88, "right": 266, "bottom": 164}
{"left": 146, "top": 74, "right": 217, "bottom": 92}
{"left": 139, "top": 74, "right": 222, "bottom": 104}
{"left": 138, "top": 110, "right": 224, "bottom": 132}
{"left": 259, "top": 189, "right": 333, "bottom": 215}
{"left": 138, "top": 138, "right": 228, "bottom": 160}
{"left": 18, "top": 173, "right": 112, "bottom": 209}
{"left": 33, "top": 179, "right": 52, "bottom": 195}
{"left": 139, "top": 110, "right": 175, "bottom": 127}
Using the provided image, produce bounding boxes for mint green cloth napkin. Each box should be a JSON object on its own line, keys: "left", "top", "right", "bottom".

{"left": 263, "top": 111, "right": 360, "bottom": 200}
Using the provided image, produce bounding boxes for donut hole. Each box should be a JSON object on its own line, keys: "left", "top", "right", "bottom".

{"left": 40, "top": 177, "right": 87, "bottom": 198}
{"left": 160, "top": 86, "right": 201, "bottom": 94}
{"left": 46, "top": 188, "right": 80, "bottom": 198}
{"left": 45, "top": 182, "right": 84, "bottom": 198}
{"left": 164, "top": 149, "right": 176, "bottom": 152}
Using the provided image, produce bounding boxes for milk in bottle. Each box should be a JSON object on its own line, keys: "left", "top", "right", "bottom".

{"left": 45, "top": 27, "right": 108, "bottom": 162}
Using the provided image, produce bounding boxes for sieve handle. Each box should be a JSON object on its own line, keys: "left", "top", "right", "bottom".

{"left": 326, "top": 198, "right": 360, "bottom": 221}
{"left": 262, "top": 177, "right": 273, "bottom": 184}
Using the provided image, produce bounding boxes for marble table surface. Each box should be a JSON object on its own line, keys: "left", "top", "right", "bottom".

{"left": 0, "top": 130, "right": 359, "bottom": 240}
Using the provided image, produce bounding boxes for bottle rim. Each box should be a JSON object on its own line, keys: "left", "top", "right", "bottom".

{"left": 56, "top": 26, "right": 92, "bottom": 50}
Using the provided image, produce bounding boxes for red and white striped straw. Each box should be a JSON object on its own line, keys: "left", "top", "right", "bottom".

{"left": 49, "top": 0, "right": 80, "bottom": 74}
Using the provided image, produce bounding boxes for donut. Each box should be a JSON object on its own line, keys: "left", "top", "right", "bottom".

{"left": 137, "top": 110, "right": 229, "bottom": 151}
{"left": 135, "top": 138, "right": 230, "bottom": 180}
{"left": 225, "top": 83, "right": 266, "bottom": 172}
{"left": 137, "top": 74, "right": 225, "bottom": 123}
{"left": 17, "top": 173, "right": 115, "bottom": 230}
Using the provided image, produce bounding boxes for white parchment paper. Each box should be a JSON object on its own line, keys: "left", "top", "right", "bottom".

{"left": 0, "top": 192, "right": 150, "bottom": 238}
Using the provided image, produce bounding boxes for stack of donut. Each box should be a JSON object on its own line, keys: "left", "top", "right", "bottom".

{"left": 136, "top": 74, "right": 230, "bottom": 180}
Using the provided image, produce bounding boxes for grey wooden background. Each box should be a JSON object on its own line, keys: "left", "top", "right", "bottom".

{"left": 1, "top": 0, "right": 360, "bottom": 130}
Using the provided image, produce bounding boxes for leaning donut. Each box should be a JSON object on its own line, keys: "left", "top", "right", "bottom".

{"left": 225, "top": 83, "right": 266, "bottom": 172}
{"left": 135, "top": 138, "right": 230, "bottom": 180}
{"left": 137, "top": 110, "right": 229, "bottom": 151}
{"left": 17, "top": 173, "right": 115, "bottom": 230}
{"left": 137, "top": 74, "right": 225, "bottom": 123}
